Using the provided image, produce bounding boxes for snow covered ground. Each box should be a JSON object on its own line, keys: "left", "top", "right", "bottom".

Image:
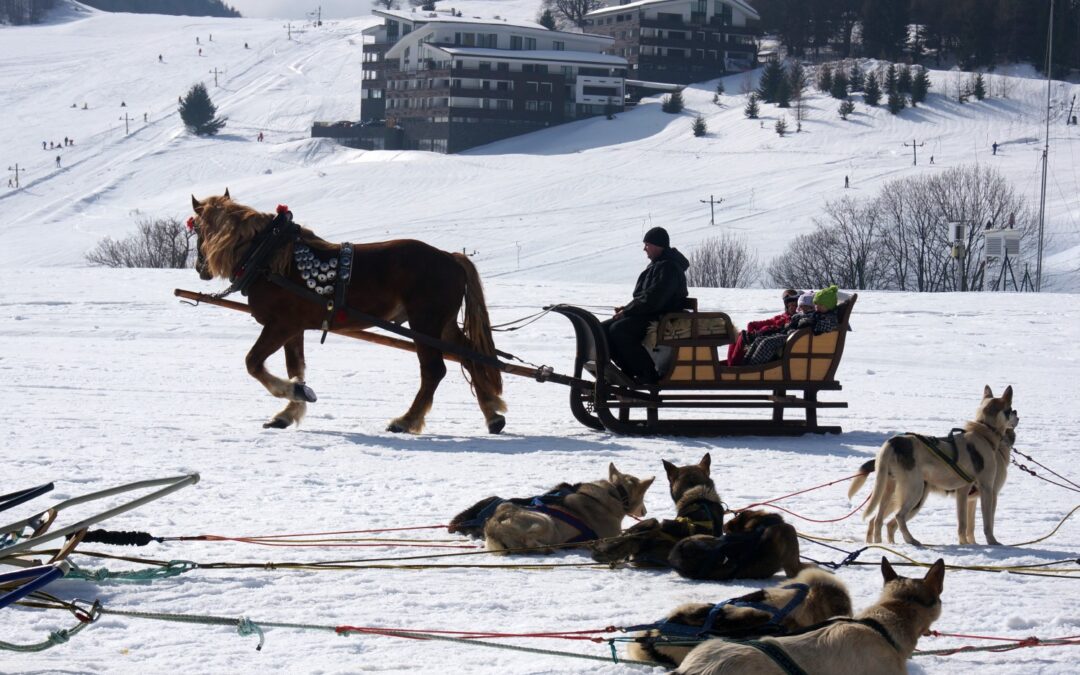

{"left": 2, "top": 3, "right": 1079, "bottom": 674}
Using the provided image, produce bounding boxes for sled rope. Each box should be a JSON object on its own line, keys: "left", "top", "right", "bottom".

{"left": 1012, "top": 450, "right": 1080, "bottom": 494}
{"left": 731, "top": 472, "right": 863, "bottom": 513}
{"left": 12, "top": 596, "right": 1079, "bottom": 663}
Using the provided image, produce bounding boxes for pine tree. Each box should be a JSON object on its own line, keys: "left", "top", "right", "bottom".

{"left": 838, "top": 98, "right": 856, "bottom": 120}
{"left": 757, "top": 60, "right": 786, "bottom": 103}
{"left": 973, "top": 73, "right": 987, "bottom": 101}
{"left": 715, "top": 80, "right": 725, "bottom": 96}
{"left": 848, "top": 62, "right": 864, "bottom": 92}
{"left": 538, "top": 9, "right": 556, "bottom": 30}
{"left": 692, "top": 114, "right": 707, "bottom": 137}
{"left": 887, "top": 88, "right": 905, "bottom": 115}
{"left": 787, "top": 62, "right": 807, "bottom": 96}
{"left": 910, "top": 67, "right": 931, "bottom": 106}
{"left": 830, "top": 72, "right": 849, "bottom": 100}
{"left": 817, "top": 64, "right": 833, "bottom": 93}
{"left": 776, "top": 76, "right": 791, "bottom": 108}
{"left": 884, "top": 64, "right": 898, "bottom": 95}
{"left": 897, "top": 65, "right": 912, "bottom": 93}
{"left": 179, "top": 82, "right": 227, "bottom": 136}
{"left": 775, "top": 116, "right": 788, "bottom": 136}
{"left": 863, "top": 72, "right": 882, "bottom": 105}
{"left": 744, "top": 93, "right": 760, "bottom": 119}
{"left": 662, "top": 90, "right": 684, "bottom": 113}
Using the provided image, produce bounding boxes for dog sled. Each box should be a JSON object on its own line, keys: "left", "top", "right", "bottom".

{"left": 173, "top": 288, "right": 855, "bottom": 436}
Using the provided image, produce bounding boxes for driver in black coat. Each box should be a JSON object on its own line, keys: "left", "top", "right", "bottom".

{"left": 603, "top": 227, "right": 690, "bottom": 384}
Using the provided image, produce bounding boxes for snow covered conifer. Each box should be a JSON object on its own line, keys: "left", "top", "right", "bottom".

{"left": 757, "top": 60, "right": 786, "bottom": 103}
{"left": 848, "top": 62, "right": 864, "bottom": 91}
{"left": 744, "top": 93, "right": 760, "bottom": 119}
{"left": 662, "top": 90, "right": 684, "bottom": 113}
{"left": 910, "top": 67, "right": 931, "bottom": 106}
{"left": 887, "top": 88, "right": 905, "bottom": 115}
{"left": 838, "top": 98, "right": 856, "bottom": 120}
{"left": 817, "top": 64, "right": 833, "bottom": 93}
{"left": 863, "top": 72, "right": 882, "bottom": 105}
{"left": 884, "top": 63, "right": 898, "bottom": 95}
{"left": 775, "top": 116, "right": 787, "bottom": 136}
{"left": 973, "top": 73, "right": 986, "bottom": 101}
{"left": 897, "top": 65, "right": 912, "bottom": 94}
{"left": 830, "top": 71, "right": 849, "bottom": 100}
{"left": 692, "top": 114, "right": 707, "bottom": 137}
{"left": 538, "top": 9, "right": 556, "bottom": 30}
{"left": 179, "top": 82, "right": 227, "bottom": 136}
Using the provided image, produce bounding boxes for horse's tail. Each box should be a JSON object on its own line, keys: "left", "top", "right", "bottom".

{"left": 454, "top": 253, "right": 504, "bottom": 400}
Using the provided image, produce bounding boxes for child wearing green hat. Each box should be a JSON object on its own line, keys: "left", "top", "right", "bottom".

{"left": 744, "top": 285, "right": 841, "bottom": 365}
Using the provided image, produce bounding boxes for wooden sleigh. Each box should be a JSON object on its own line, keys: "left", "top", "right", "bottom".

{"left": 552, "top": 294, "right": 857, "bottom": 436}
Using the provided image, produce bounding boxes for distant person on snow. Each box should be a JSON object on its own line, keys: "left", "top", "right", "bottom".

{"left": 55, "top": 155, "right": 61, "bottom": 168}
{"left": 844, "top": 175, "right": 849, "bottom": 188}
{"left": 244, "top": 42, "right": 249, "bottom": 49}
{"left": 42, "top": 140, "right": 46, "bottom": 150}
{"left": 158, "top": 54, "right": 163, "bottom": 62}
{"left": 603, "top": 227, "right": 689, "bottom": 384}
{"left": 992, "top": 142, "right": 998, "bottom": 155}
{"left": 257, "top": 131, "right": 264, "bottom": 142}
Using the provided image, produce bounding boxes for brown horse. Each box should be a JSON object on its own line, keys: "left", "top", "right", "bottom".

{"left": 189, "top": 191, "right": 506, "bottom": 434}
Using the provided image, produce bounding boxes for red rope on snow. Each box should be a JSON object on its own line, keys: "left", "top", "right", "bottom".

{"left": 732, "top": 472, "right": 864, "bottom": 512}
{"left": 754, "top": 492, "right": 873, "bottom": 524}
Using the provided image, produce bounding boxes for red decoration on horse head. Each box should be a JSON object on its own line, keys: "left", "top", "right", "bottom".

{"left": 276, "top": 204, "right": 289, "bottom": 215}
{"left": 186, "top": 216, "right": 196, "bottom": 231}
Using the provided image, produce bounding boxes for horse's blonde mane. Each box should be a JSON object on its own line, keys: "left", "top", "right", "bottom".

{"left": 199, "top": 197, "right": 298, "bottom": 278}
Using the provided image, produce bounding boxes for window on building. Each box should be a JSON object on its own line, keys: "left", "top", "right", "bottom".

{"left": 553, "top": 40, "right": 565, "bottom": 51}
{"left": 525, "top": 100, "right": 539, "bottom": 111}
{"left": 510, "top": 35, "right": 523, "bottom": 50}
{"left": 562, "top": 65, "right": 573, "bottom": 77}
{"left": 616, "top": 13, "right": 624, "bottom": 22}
{"left": 497, "top": 62, "right": 510, "bottom": 72}
{"left": 719, "top": 3, "right": 732, "bottom": 25}
{"left": 496, "top": 81, "right": 510, "bottom": 91}
{"left": 496, "top": 99, "right": 511, "bottom": 110}
{"left": 479, "top": 61, "right": 492, "bottom": 71}
{"left": 525, "top": 37, "right": 537, "bottom": 50}
{"left": 583, "top": 85, "right": 618, "bottom": 96}
{"left": 480, "top": 33, "right": 498, "bottom": 48}
{"left": 387, "top": 21, "right": 399, "bottom": 40}
{"left": 540, "top": 82, "right": 552, "bottom": 93}
{"left": 525, "top": 81, "right": 539, "bottom": 93}
{"left": 538, "top": 100, "right": 552, "bottom": 112}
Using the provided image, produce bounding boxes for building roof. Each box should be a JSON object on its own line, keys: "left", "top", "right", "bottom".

{"left": 373, "top": 9, "right": 548, "bottom": 31}
{"left": 430, "top": 45, "right": 627, "bottom": 66}
{"left": 587, "top": 0, "right": 760, "bottom": 21}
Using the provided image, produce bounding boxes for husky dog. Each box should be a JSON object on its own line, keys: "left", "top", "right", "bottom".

{"left": 668, "top": 510, "right": 803, "bottom": 580}
{"left": 483, "top": 463, "right": 654, "bottom": 554}
{"left": 629, "top": 567, "right": 852, "bottom": 668}
{"left": 872, "top": 415, "right": 1018, "bottom": 545}
{"left": 850, "top": 385, "right": 1016, "bottom": 546}
{"left": 590, "top": 453, "right": 723, "bottom": 566}
{"left": 674, "top": 557, "right": 945, "bottom": 675}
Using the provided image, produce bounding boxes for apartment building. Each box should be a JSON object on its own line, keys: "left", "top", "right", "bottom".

{"left": 584, "top": 0, "right": 760, "bottom": 85}
{"left": 364, "top": 10, "right": 627, "bottom": 153}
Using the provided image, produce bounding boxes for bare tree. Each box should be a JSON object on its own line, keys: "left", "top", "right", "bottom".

{"left": 546, "top": 0, "right": 602, "bottom": 29}
{"left": 85, "top": 217, "right": 194, "bottom": 268}
{"left": 686, "top": 233, "right": 761, "bottom": 288}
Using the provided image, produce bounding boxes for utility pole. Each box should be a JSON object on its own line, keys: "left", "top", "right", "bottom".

{"left": 7, "top": 163, "right": 24, "bottom": 188}
{"left": 515, "top": 241, "right": 521, "bottom": 270}
{"left": 699, "top": 195, "right": 723, "bottom": 225}
{"left": 903, "top": 139, "right": 925, "bottom": 166}
{"left": 286, "top": 22, "right": 293, "bottom": 40}
{"left": 119, "top": 113, "right": 133, "bottom": 135}
{"left": 1036, "top": 0, "right": 1055, "bottom": 292}
{"left": 209, "top": 67, "right": 223, "bottom": 87}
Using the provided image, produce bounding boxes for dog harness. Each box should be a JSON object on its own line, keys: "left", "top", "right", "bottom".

{"left": 740, "top": 617, "right": 901, "bottom": 675}
{"left": 450, "top": 485, "right": 601, "bottom": 544}
{"left": 909, "top": 429, "right": 974, "bottom": 484}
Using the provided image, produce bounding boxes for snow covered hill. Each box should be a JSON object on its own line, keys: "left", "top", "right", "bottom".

{"left": 1, "top": 1, "right": 1079, "bottom": 288}
{"left": 2, "top": 5, "right": 1080, "bottom": 674}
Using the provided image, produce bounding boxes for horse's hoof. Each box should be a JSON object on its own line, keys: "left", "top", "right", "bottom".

{"left": 293, "top": 382, "right": 317, "bottom": 403}
{"left": 263, "top": 417, "right": 290, "bottom": 429}
{"left": 386, "top": 422, "right": 407, "bottom": 433}
{"left": 487, "top": 415, "right": 506, "bottom": 435}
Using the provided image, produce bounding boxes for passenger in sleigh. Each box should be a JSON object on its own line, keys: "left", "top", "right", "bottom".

{"left": 743, "top": 286, "right": 840, "bottom": 366}
{"left": 726, "top": 288, "right": 801, "bottom": 366}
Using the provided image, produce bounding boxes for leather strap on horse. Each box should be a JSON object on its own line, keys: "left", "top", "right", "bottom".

{"left": 909, "top": 429, "right": 974, "bottom": 484}
{"left": 268, "top": 274, "right": 509, "bottom": 372}
{"left": 320, "top": 243, "right": 354, "bottom": 344}
{"left": 214, "top": 206, "right": 300, "bottom": 300}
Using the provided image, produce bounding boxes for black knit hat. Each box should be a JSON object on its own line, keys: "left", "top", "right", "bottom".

{"left": 643, "top": 226, "right": 670, "bottom": 248}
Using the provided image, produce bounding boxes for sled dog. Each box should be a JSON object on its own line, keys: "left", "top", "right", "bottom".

{"left": 629, "top": 566, "right": 852, "bottom": 668}
{"left": 850, "top": 385, "right": 1016, "bottom": 545}
{"left": 483, "top": 463, "right": 653, "bottom": 554}
{"left": 590, "top": 453, "right": 723, "bottom": 566}
{"left": 674, "top": 557, "right": 945, "bottom": 675}
{"left": 668, "top": 509, "right": 803, "bottom": 580}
